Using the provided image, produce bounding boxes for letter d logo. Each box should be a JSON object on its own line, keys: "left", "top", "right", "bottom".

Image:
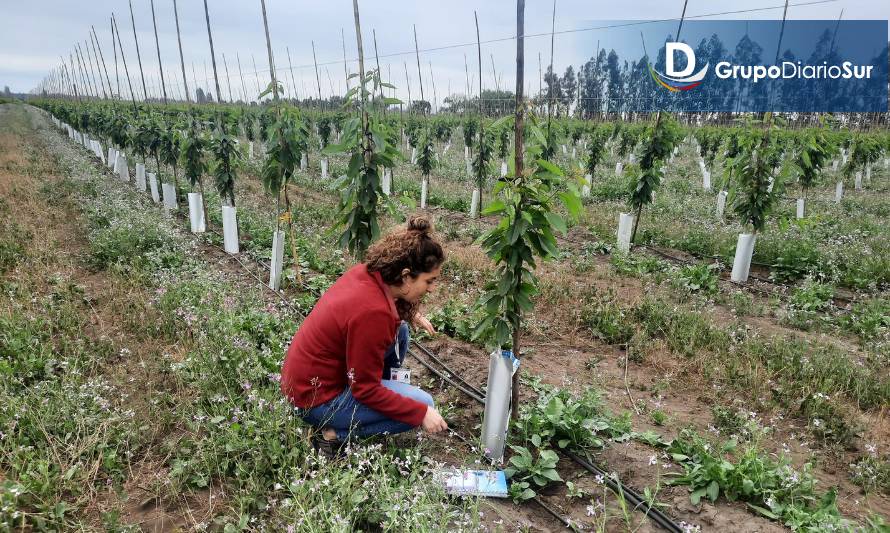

{"left": 666, "top": 42, "right": 696, "bottom": 78}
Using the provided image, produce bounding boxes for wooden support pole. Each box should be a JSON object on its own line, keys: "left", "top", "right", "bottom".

{"left": 236, "top": 53, "right": 248, "bottom": 102}
{"left": 286, "top": 47, "right": 298, "bottom": 100}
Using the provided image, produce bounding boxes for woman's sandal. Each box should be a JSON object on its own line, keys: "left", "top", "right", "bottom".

{"left": 311, "top": 434, "right": 346, "bottom": 460}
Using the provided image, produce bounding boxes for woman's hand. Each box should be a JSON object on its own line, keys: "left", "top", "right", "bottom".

{"left": 413, "top": 314, "right": 435, "bottom": 336}
{"left": 421, "top": 406, "right": 448, "bottom": 434}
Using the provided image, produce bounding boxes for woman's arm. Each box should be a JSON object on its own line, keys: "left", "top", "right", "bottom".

{"left": 345, "top": 310, "right": 428, "bottom": 426}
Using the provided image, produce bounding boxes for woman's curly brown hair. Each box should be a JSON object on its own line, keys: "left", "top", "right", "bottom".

{"left": 365, "top": 214, "right": 445, "bottom": 321}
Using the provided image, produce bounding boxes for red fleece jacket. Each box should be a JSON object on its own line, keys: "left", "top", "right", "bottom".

{"left": 280, "top": 264, "right": 427, "bottom": 427}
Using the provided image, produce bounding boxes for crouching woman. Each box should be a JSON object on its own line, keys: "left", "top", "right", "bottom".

{"left": 280, "top": 215, "right": 448, "bottom": 456}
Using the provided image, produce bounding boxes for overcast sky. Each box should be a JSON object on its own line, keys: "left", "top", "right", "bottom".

{"left": 2, "top": 0, "right": 887, "bottom": 104}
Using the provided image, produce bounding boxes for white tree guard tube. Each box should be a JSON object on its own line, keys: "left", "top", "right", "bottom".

{"left": 616, "top": 212, "right": 634, "bottom": 253}
{"left": 571, "top": 146, "right": 576, "bottom": 159}
{"left": 464, "top": 146, "right": 469, "bottom": 159}
{"left": 854, "top": 171, "right": 862, "bottom": 190}
{"left": 420, "top": 177, "right": 429, "bottom": 209}
{"left": 466, "top": 158, "right": 473, "bottom": 177}
{"left": 442, "top": 142, "right": 451, "bottom": 156}
{"left": 615, "top": 161, "right": 624, "bottom": 176}
{"left": 221, "top": 206, "right": 239, "bottom": 254}
{"left": 162, "top": 183, "right": 177, "bottom": 211}
{"left": 561, "top": 144, "right": 567, "bottom": 155}
{"left": 716, "top": 190, "right": 728, "bottom": 217}
{"left": 248, "top": 141, "right": 254, "bottom": 159}
{"left": 831, "top": 159, "right": 839, "bottom": 172}
{"left": 865, "top": 164, "right": 871, "bottom": 184}
{"left": 135, "top": 163, "right": 147, "bottom": 192}
{"left": 699, "top": 159, "right": 711, "bottom": 190}
{"left": 628, "top": 153, "right": 636, "bottom": 164}
{"left": 410, "top": 147, "right": 417, "bottom": 165}
{"left": 835, "top": 181, "right": 844, "bottom": 203}
{"left": 187, "top": 192, "right": 206, "bottom": 233}
{"left": 321, "top": 158, "right": 328, "bottom": 179}
{"left": 500, "top": 161, "right": 508, "bottom": 178}
{"left": 117, "top": 155, "right": 129, "bottom": 182}
{"left": 148, "top": 172, "right": 160, "bottom": 203}
{"left": 382, "top": 169, "right": 392, "bottom": 196}
{"left": 300, "top": 153, "right": 308, "bottom": 171}
{"left": 730, "top": 233, "right": 756, "bottom": 283}
{"left": 796, "top": 198, "right": 805, "bottom": 219}
{"left": 582, "top": 174, "right": 592, "bottom": 198}
{"left": 481, "top": 349, "right": 519, "bottom": 462}
{"left": 107, "top": 147, "right": 116, "bottom": 168}
{"left": 269, "top": 230, "right": 285, "bottom": 291}
{"left": 470, "top": 188, "right": 481, "bottom": 218}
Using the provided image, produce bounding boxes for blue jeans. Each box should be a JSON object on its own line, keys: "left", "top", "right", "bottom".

{"left": 303, "top": 322, "right": 433, "bottom": 440}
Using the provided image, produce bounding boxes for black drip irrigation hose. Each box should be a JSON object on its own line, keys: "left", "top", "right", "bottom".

{"left": 409, "top": 344, "right": 686, "bottom": 533}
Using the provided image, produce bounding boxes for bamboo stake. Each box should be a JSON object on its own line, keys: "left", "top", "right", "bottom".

{"left": 150, "top": 0, "right": 168, "bottom": 104}
{"left": 311, "top": 41, "right": 323, "bottom": 108}
{"left": 111, "top": 17, "right": 120, "bottom": 97}
{"left": 222, "top": 53, "right": 234, "bottom": 102}
{"left": 251, "top": 54, "right": 262, "bottom": 98}
{"left": 112, "top": 13, "right": 139, "bottom": 114}
{"left": 129, "top": 0, "right": 149, "bottom": 101}
{"left": 547, "top": 0, "right": 556, "bottom": 129}
{"left": 83, "top": 39, "right": 106, "bottom": 99}
{"left": 463, "top": 53, "right": 470, "bottom": 116}
{"left": 341, "top": 27, "right": 350, "bottom": 92}
{"left": 202, "top": 0, "right": 223, "bottom": 103}
{"left": 403, "top": 61, "right": 412, "bottom": 113}
{"left": 91, "top": 26, "right": 114, "bottom": 99}
{"left": 428, "top": 61, "right": 437, "bottom": 114}
{"left": 286, "top": 47, "right": 298, "bottom": 100}
{"left": 512, "top": 0, "right": 525, "bottom": 420}
{"left": 237, "top": 53, "right": 248, "bottom": 102}
{"left": 372, "top": 29, "right": 385, "bottom": 115}
{"left": 475, "top": 11, "right": 484, "bottom": 205}
{"left": 413, "top": 24, "right": 425, "bottom": 113}
{"left": 74, "top": 44, "right": 95, "bottom": 99}
{"left": 173, "top": 0, "right": 191, "bottom": 103}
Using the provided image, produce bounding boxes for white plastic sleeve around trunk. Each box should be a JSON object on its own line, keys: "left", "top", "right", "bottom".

{"left": 420, "top": 177, "right": 428, "bottom": 209}
{"left": 187, "top": 192, "right": 206, "bottom": 233}
{"left": 148, "top": 172, "right": 160, "bottom": 204}
{"left": 730, "top": 233, "right": 756, "bottom": 283}
{"left": 480, "top": 349, "right": 516, "bottom": 462}
{"left": 269, "top": 230, "right": 285, "bottom": 291}
{"left": 470, "top": 189, "right": 480, "bottom": 218}
{"left": 616, "top": 212, "right": 634, "bottom": 253}
{"left": 162, "top": 183, "right": 178, "bottom": 211}
{"left": 222, "top": 206, "right": 239, "bottom": 254}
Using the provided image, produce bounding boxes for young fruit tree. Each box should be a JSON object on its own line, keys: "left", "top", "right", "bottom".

{"left": 325, "top": 69, "right": 402, "bottom": 257}
{"left": 626, "top": 113, "right": 682, "bottom": 247}
{"left": 474, "top": 113, "right": 582, "bottom": 417}
{"left": 791, "top": 125, "right": 831, "bottom": 218}
{"left": 415, "top": 127, "right": 435, "bottom": 209}
{"left": 730, "top": 115, "right": 780, "bottom": 282}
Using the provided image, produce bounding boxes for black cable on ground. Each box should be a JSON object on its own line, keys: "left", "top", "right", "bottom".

{"left": 410, "top": 345, "right": 686, "bottom": 533}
